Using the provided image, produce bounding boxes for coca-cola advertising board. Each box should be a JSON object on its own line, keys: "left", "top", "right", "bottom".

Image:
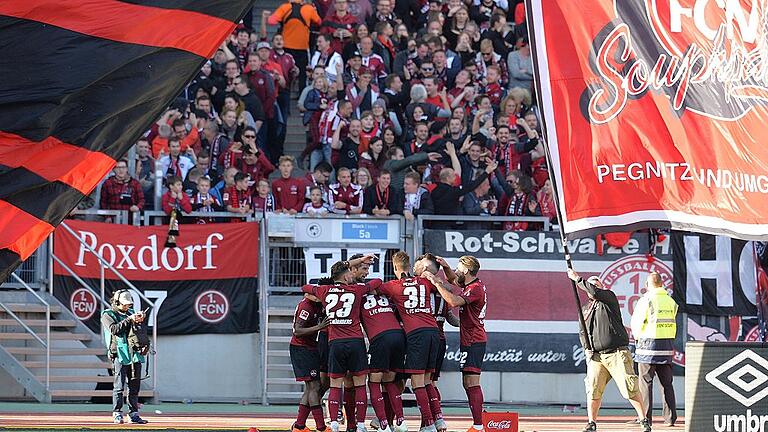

{"left": 53, "top": 220, "right": 260, "bottom": 334}
{"left": 528, "top": 0, "right": 768, "bottom": 240}
{"left": 482, "top": 412, "right": 518, "bottom": 432}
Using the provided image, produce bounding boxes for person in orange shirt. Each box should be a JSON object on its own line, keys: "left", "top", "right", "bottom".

{"left": 266, "top": 1, "right": 321, "bottom": 90}
{"left": 152, "top": 118, "right": 201, "bottom": 159}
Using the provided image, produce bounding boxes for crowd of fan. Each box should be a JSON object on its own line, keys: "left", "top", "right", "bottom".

{"left": 93, "top": 0, "right": 558, "bottom": 229}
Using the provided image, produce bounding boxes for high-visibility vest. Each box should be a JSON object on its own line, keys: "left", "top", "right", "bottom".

{"left": 635, "top": 288, "right": 678, "bottom": 340}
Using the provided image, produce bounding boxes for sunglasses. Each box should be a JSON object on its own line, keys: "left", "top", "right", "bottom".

{"left": 243, "top": 134, "right": 256, "bottom": 139}
{"left": 482, "top": 52, "right": 493, "bottom": 56}
{"left": 421, "top": 67, "right": 434, "bottom": 71}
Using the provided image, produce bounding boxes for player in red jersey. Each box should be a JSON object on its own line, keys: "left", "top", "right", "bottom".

{"left": 422, "top": 256, "right": 487, "bottom": 432}
{"left": 303, "top": 256, "right": 381, "bottom": 432}
{"left": 415, "top": 254, "right": 459, "bottom": 432}
{"left": 350, "top": 256, "right": 407, "bottom": 432}
{"left": 291, "top": 294, "right": 331, "bottom": 432}
{"left": 378, "top": 251, "right": 440, "bottom": 432}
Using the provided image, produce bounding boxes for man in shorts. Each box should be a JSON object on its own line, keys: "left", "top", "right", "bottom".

{"left": 290, "top": 293, "right": 331, "bottom": 432}
{"left": 567, "top": 268, "right": 651, "bottom": 432}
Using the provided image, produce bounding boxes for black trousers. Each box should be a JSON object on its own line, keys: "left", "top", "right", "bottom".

{"left": 286, "top": 48, "right": 309, "bottom": 90}
{"left": 639, "top": 363, "right": 677, "bottom": 425}
{"left": 113, "top": 360, "right": 142, "bottom": 413}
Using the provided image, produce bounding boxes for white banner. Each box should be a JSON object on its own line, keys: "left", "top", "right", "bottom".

{"left": 303, "top": 248, "right": 386, "bottom": 283}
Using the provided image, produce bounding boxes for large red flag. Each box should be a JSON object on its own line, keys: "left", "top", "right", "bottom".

{"left": 529, "top": 0, "right": 768, "bottom": 240}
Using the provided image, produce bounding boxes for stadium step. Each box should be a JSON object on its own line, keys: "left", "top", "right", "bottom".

{"left": 0, "top": 332, "right": 91, "bottom": 341}
{"left": 268, "top": 322, "right": 294, "bottom": 330}
{"left": 0, "top": 318, "right": 77, "bottom": 327}
{"left": 20, "top": 361, "right": 111, "bottom": 369}
{"left": 39, "top": 375, "right": 115, "bottom": 383}
{"left": 268, "top": 308, "right": 296, "bottom": 317}
{"left": 1, "top": 304, "right": 63, "bottom": 314}
{"left": 4, "top": 347, "right": 106, "bottom": 356}
{"left": 266, "top": 377, "right": 301, "bottom": 385}
{"left": 267, "top": 364, "right": 294, "bottom": 371}
{"left": 267, "top": 349, "right": 290, "bottom": 357}
{"left": 267, "top": 336, "right": 292, "bottom": 344}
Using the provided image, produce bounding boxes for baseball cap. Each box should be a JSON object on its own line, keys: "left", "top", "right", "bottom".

{"left": 117, "top": 291, "right": 133, "bottom": 306}
{"left": 350, "top": 51, "right": 362, "bottom": 59}
{"left": 256, "top": 41, "right": 271, "bottom": 51}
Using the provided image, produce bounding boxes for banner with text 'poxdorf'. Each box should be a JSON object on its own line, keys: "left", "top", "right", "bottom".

{"left": 53, "top": 220, "right": 259, "bottom": 335}
{"left": 528, "top": 0, "right": 768, "bottom": 240}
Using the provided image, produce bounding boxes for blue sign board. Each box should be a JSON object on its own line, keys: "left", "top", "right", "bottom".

{"left": 341, "top": 222, "right": 388, "bottom": 240}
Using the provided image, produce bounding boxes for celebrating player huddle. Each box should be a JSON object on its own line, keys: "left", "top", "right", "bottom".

{"left": 289, "top": 251, "right": 488, "bottom": 432}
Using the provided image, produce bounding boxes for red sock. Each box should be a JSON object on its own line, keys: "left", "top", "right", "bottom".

{"left": 368, "top": 382, "right": 389, "bottom": 430}
{"left": 466, "top": 385, "right": 484, "bottom": 426}
{"left": 328, "top": 388, "right": 342, "bottom": 426}
{"left": 344, "top": 387, "right": 356, "bottom": 427}
{"left": 310, "top": 405, "right": 326, "bottom": 430}
{"left": 382, "top": 390, "right": 394, "bottom": 426}
{"left": 425, "top": 384, "right": 443, "bottom": 421}
{"left": 414, "top": 386, "right": 434, "bottom": 426}
{"left": 384, "top": 381, "right": 404, "bottom": 424}
{"left": 354, "top": 385, "right": 368, "bottom": 425}
{"left": 295, "top": 404, "right": 311, "bottom": 428}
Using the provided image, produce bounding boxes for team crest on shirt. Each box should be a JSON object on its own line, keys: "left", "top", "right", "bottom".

{"left": 258, "top": 79, "right": 264, "bottom": 85}
{"left": 299, "top": 310, "right": 310, "bottom": 320}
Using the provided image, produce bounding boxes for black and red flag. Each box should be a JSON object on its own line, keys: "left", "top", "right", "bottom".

{"left": 0, "top": 0, "right": 253, "bottom": 281}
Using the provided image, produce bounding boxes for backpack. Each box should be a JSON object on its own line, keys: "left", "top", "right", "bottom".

{"left": 280, "top": 3, "right": 308, "bottom": 31}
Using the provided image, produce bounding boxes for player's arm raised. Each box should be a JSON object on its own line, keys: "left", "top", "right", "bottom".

{"left": 435, "top": 256, "right": 458, "bottom": 285}
{"left": 422, "top": 271, "right": 466, "bottom": 308}
{"left": 346, "top": 253, "right": 378, "bottom": 268}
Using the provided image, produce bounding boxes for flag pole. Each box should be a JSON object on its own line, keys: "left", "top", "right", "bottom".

{"left": 524, "top": 0, "right": 592, "bottom": 352}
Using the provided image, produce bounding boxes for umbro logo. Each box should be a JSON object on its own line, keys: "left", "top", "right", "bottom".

{"left": 706, "top": 350, "right": 768, "bottom": 407}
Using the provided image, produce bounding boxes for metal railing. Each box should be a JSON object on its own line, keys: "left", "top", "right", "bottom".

{"left": 1, "top": 272, "right": 52, "bottom": 393}
{"left": 140, "top": 210, "right": 257, "bottom": 226}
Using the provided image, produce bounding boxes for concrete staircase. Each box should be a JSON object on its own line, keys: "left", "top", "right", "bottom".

{"left": 264, "top": 300, "right": 303, "bottom": 403}
{"left": 0, "top": 290, "right": 153, "bottom": 401}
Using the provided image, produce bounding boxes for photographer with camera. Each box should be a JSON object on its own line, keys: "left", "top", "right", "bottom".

{"left": 101, "top": 290, "right": 150, "bottom": 425}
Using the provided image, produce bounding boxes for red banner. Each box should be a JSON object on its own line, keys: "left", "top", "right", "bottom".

{"left": 53, "top": 220, "right": 259, "bottom": 281}
{"left": 529, "top": 0, "right": 768, "bottom": 239}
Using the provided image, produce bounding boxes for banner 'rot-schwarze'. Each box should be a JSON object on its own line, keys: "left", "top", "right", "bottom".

{"left": 0, "top": 0, "right": 253, "bottom": 281}
{"left": 529, "top": 0, "right": 768, "bottom": 240}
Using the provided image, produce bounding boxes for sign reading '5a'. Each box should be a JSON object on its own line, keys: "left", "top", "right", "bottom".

{"left": 294, "top": 218, "right": 400, "bottom": 244}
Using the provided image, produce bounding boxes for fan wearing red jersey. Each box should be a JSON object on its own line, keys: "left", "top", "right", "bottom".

{"left": 379, "top": 251, "right": 440, "bottom": 432}
{"left": 415, "top": 254, "right": 460, "bottom": 432}
{"left": 302, "top": 256, "right": 381, "bottom": 432}
{"left": 349, "top": 256, "right": 406, "bottom": 432}
{"left": 290, "top": 294, "right": 331, "bottom": 432}
{"left": 422, "top": 256, "right": 488, "bottom": 432}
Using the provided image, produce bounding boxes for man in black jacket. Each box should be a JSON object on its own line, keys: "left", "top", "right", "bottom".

{"left": 567, "top": 268, "right": 651, "bottom": 432}
{"left": 363, "top": 170, "right": 404, "bottom": 216}
{"left": 431, "top": 160, "right": 497, "bottom": 216}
